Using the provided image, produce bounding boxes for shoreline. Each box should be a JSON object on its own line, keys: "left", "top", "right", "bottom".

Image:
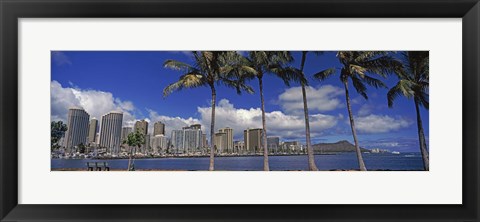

{"left": 51, "top": 152, "right": 359, "bottom": 160}
{"left": 50, "top": 168, "right": 409, "bottom": 171}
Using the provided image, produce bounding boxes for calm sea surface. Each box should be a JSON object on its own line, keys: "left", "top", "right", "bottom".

{"left": 51, "top": 152, "right": 424, "bottom": 171}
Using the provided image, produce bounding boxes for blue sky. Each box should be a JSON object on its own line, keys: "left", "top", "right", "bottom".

{"left": 51, "top": 51, "right": 429, "bottom": 152}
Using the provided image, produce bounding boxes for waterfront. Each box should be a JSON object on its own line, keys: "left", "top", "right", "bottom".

{"left": 51, "top": 152, "right": 424, "bottom": 171}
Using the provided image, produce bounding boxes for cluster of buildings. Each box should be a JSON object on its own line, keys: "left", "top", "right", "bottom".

{"left": 59, "top": 107, "right": 306, "bottom": 157}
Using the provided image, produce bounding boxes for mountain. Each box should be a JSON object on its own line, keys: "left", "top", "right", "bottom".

{"left": 312, "top": 140, "right": 370, "bottom": 153}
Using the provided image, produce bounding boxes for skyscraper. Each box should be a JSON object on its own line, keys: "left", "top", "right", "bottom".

{"left": 267, "top": 136, "right": 280, "bottom": 154}
{"left": 134, "top": 120, "right": 148, "bottom": 135}
{"left": 153, "top": 121, "right": 165, "bottom": 136}
{"left": 121, "top": 127, "right": 133, "bottom": 143}
{"left": 171, "top": 130, "right": 184, "bottom": 154}
{"left": 202, "top": 133, "right": 207, "bottom": 148}
{"left": 144, "top": 134, "right": 151, "bottom": 154}
{"left": 88, "top": 118, "right": 98, "bottom": 144}
{"left": 214, "top": 132, "right": 227, "bottom": 153}
{"left": 171, "top": 126, "right": 202, "bottom": 154}
{"left": 99, "top": 111, "right": 123, "bottom": 154}
{"left": 244, "top": 128, "right": 263, "bottom": 154}
{"left": 183, "top": 129, "right": 202, "bottom": 153}
{"left": 218, "top": 127, "right": 233, "bottom": 153}
{"left": 150, "top": 134, "right": 168, "bottom": 154}
{"left": 64, "top": 107, "right": 90, "bottom": 153}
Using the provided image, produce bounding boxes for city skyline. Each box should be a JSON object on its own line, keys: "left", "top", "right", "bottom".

{"left": 51, "top": 51, "right": 429, "bottom": 152}
{"left": 58, "top": 106, "right": 324, "bottom": 155}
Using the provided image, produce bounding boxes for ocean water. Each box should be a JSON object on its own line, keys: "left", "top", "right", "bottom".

{"left": 51, "top": 152, "right": 424, "bottom": 171}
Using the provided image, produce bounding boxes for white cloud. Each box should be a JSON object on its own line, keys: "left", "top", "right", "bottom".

{"left": 198, "top": 99, "right": 338, "bottom": 141}
{"left": 357, "top": 104, "right": 373, "bottom": 116}
{"left": 277, "top": 85, "right": 344, "bottom": 114}
{"left": 51, "top": 81, "right": 339, "bottom": 142}
{"left": 50, "top": 80, "right": 136, "bottom": 126}
{"left": 355, "top": 114, "right": 413, "bottom": 133}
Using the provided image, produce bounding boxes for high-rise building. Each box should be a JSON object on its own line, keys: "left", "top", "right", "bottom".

{"left": 267, "top": 136, "right": 280, "bottom": 154}
{"left": 202, "top": 133, "right": 207, "bottom": 147}
{"left": 171, "top": 127, "right": 202, "bottom": 154}
{"left": 99, "top": 111, "right": 123, "bottom": 154}
{"left": 184, "top": 128, "right": 202, "bottom": 153}
{"left": 244, "top": 128, "right": 263, "bottom": 154}
{"left": 121, "top": 127, "right": 133, "bottom": 143}
{"left": 134, "top": 120, "right": 148, "bottom": 135}
{"left": 64, "top": 107, "right": 90, "bottom": 153}
{"left": 218, "top": 127, "right": 233, "bottom": 153}
{"left": 150, "top": 134, "right": 168, "bottom": 154}
{"left": 153, "top": 121, "right": 165, "bottom": 136}
{"left": 171, "top": 130, "right": 184, "bottom": 154}
{"left": 214, "top": 132, "right": 227, "bottom": 153}
{"left": 87, "top": 118, "right": 98, "bottom": 145}
{"left": 144, "top": 134, "right": 151, "bottom": 154}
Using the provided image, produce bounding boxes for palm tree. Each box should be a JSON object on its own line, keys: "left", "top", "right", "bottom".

{"left": 314, "top": 51, "right": 401, "bottom": 171}
{"left": 387, "top": 51, "right": 429, "bottom": 170}
{"left": 279, "top": 51, "right": 320, "bottom": 170}
{"left": 163, "top": 51, "right": 253, "bottom": 171}
{"left": 123, "top": 130, "right": 145, "bottom": 171}
{"left": 239, "top": 51, "right": 303, "bottom": 171}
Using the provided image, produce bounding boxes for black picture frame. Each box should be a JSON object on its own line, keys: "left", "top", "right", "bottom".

{"left": 1, "top": 0, "right": 479, "bottom": 221}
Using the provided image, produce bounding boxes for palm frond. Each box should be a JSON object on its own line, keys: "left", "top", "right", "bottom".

{"left": 360, "top": 55, "right": 403, "bottom": 78}
{"left": 417, "top": 92, "right": 429, "bottom": 109}
{"left": 163, "top": 73, "right": 206, "bottom": 97}
{"left": 313, "top": 68, "right": 336, "bottom": 80}
{"left": 351, "top": 76, "right": 368, "bottom": 99}
{"left": 362, "top": 75, "right": 387, "bottom": 89}
{"left": 164, "top": 60, "right": 194, "bottom": 71}
{"left": 387, "top": 81, "right": 407, "bottom": 107}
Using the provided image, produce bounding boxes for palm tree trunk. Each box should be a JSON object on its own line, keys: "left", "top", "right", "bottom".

{"left": 300, "top": 52, "right": 319, "bottom": 171}
{"left": 127, "top": 146, "right": 132, "bottom": 170}
{"left": 343, "top": 81, "right": 367, "bottom": 171}
{"left": 301, "top": 84, "right": 319, "bottom": 171}
{"left": 209, "top": 86, "right": 216, "bottom": 171}
{"left": 414, "top": 97, "right": 429, "bottom": 170}
{"left": 258, "top": 77, "right": 270, "bottom": 171}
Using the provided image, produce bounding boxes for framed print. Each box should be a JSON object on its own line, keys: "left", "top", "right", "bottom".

{"left": 1, "top": 0, "right": 479, "bottom": 221}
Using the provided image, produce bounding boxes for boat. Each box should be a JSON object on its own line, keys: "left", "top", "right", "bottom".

{"left": 392, "top": 151, "right": 400, "bottom": 154}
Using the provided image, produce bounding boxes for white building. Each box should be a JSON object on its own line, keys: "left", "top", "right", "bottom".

{"left": 150, "top": 134, "right": 168, "bottom": 154}
{"left": 64, "top": 107, "right": 90, "bottom": 153}
{"left": 218, "top": 127, "right": 234, "bottom": 153}
{"left": 171, "top": 127, "right": 202, "bottom": 154}
{"left": 99, "top": 111, "right": 123, "bottom": 154}
{"left": 87, "top": 118, "right": 98, "bottom": 145}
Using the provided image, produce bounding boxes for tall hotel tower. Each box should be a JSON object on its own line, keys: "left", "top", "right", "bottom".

{"left": 218, "top": 127, "right": 234, "bottom": 153}
{"left": 134, "top": 120, "right": 148, "bottom": 135}
{"left": 87, "top": 118, "right": 98, "bottom": 145}
{"left": 153, "top": 121, "right": 165, "bottom": 136}
{"left": 64, "top": 107, "right": 90, "bottom": 153}
{"left": 99, "top": 111, "right": 123, "bottom": 154}
{"left": 244, "top": 128, "right": 263, "bottom": 154}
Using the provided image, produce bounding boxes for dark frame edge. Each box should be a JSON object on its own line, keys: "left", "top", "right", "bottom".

{"left": 1, "top": 0, "right": 19, "bottom": 221}
{"left": 463, "top": 2, "right": 480, "bottom": 222}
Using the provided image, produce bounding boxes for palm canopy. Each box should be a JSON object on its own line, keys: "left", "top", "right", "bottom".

{"left": 163, "top": 51, "right": 254, "bottom": 96}
{"left": 387, "top": 51, "right": 429, "bottom": 108}
{"left": 314, "top": 51, "right": 403, "bottom": 98}
{"left": 240, "top": 51, "right": 306, "bottom": 86}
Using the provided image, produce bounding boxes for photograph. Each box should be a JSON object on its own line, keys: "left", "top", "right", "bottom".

{"left": 50, "top": 51, "right": 429, "bottom": 171}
